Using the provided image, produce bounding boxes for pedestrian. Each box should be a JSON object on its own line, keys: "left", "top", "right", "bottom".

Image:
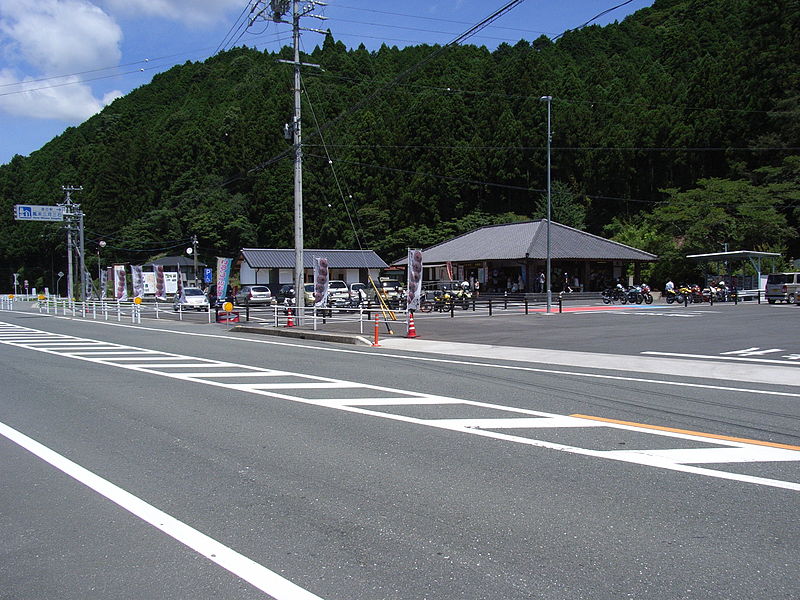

{"left": 538, "top": 271, "right": 545, "bottom": 293}
{"left": 474, "top": 280, "right": 480, "bottom": 298}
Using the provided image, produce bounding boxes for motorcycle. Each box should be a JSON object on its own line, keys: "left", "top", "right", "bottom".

{"left": 640, "top": 283, "right": 654, "bottom": 304}
{"left": 626, "top": 285, "right": 644, "bottom": 304}
{"left": 690, "top": 284, "right": 704, "bottom": 303}
{"left": 601, "top": 286, "right": 628, "bottom": 304}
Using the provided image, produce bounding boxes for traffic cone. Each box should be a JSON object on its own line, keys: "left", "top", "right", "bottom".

{"left": 285, "top": 307, "right": 295, "bottom": 328}
{"left": 406, "top": 312, "right": 418, "bottom": 338}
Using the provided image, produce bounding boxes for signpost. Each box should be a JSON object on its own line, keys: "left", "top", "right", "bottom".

{"left": 13, "top": 205, "right": 64, "bottom": 222}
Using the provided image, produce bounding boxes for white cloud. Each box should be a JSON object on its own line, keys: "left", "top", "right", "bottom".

{"left": 0, "top": 0, "right": 123, "bottom": 120}
{"left": 102, "top": 0, "right": 244, "bottom": 27}
{"left": 0, "top": 0, "right": 122, "bottom": 74}
{"left": 0, "top": 69, "right": 122, "bottom": 121}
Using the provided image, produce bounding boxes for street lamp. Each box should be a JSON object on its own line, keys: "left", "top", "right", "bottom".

{"left": 56, "top": 271, "right": 64, "bottom": 297}
{"left": 539, "top": 95, "right": 553, "bottom": 313}
{"left": 97, "top": 240, "right": 106, "bottom": 299}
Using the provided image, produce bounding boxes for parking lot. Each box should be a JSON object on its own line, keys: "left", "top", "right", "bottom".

{"left": 239, "top": 298, "right": 800, "bottom": 360}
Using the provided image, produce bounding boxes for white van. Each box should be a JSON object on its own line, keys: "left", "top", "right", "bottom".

{"left": 764, "top": 272, "right": 800, "bottom": 304}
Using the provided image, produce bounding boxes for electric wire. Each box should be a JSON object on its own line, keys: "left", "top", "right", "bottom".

{"left": 301, "top": 73, "right": 367, "bottom": 252}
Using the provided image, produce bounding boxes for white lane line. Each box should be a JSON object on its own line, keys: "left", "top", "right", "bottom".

{"left": 316, "top": 397, "right": 467, "bottom": 407}
{"left": 434, "top": 416, "right": 608, "bottom": 429}
{"left": 0, "top": 420, "right": 326, "bottom": 600}
{"left": 641, "top": 351, "right": 800, "bottom": 366}
{"left": 426, "top": 417, "right": 600, "bottom": 429}
{"left": 226, "top": 382, "right": 365, "bottom": 391}
{"left": 176, "top": 371, "right": 291, "bottom": 378}
{"left": 606, "top": 447, "right": 800, "bottom": 464}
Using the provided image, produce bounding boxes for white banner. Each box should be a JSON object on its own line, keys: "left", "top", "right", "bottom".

{"left": 313, "top": 257, "right": 329, "bottom": 307}
{"left": 113, "top": 264, "right": 127, "bottom": 301}
{"left": 131, "top": 265, "right": 144, "bottom": 299}
{"left": 153, "top": 266, "right": 166, "bottom": 300}
{"left": 164, "top": 271, "right": 178, "bottom": 295}
{"left": 99, "top": 268, "right": 107, "bottom": 299}
{"left": 406, "top": 249, "right": 423, "bottom": 311}
{"left": 176, "top": 271, "right": 186, "bottom": 304}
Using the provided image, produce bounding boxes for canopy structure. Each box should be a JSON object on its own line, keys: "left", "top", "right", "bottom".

{"left": 686, "top": 250, "right": 782, "bottom": 288}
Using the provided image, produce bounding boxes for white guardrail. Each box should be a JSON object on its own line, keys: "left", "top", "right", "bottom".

{"left": 28, "top": 297, "right": 213, "bottom": 324}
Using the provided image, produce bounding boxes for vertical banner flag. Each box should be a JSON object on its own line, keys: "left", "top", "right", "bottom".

{"left": 313, "top": 257, "right": 329, "bottom": 307}
{"left": 131, "top": 265, "right": 144, "bottom": 299}
{"left": 176, "top": 270, "right": 186, "bottom": 304}
{"left": 446, "top": 260, "right": 454, "bottom": 282}
{"left": 154, "top": 265, "right": 166, "bottom": 301}
{"left": 99, "top": 267, "right": 107, "bottom": 299}
{"left": 215, "top": 257, "right": 233, "bottom": 301}
{"left": 406, "top": 249, "right": 423, "bottom": 311}
{"left": 113, "top": 265, "right": 128, "bottom": 301}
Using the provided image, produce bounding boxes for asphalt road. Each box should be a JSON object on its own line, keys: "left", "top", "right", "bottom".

{"left": 1, "top": 305, "right": 798, "bottom": 599}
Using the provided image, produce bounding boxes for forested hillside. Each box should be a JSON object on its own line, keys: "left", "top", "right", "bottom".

{"left": 1, "top": 0, "right": 798, "bottom": 289}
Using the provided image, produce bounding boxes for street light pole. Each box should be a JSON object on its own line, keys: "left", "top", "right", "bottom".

{"left": 97, "top": 240, "right": 106, "bottom": 299}
{"left": 540, "top": 95, "right": 553, "bottom": 313}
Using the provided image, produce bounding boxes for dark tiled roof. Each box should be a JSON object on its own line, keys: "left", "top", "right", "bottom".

{"left": 241, "top": 248, "right": 388, "bottom": 269}
{"left": 149, "top": 255, "right": 207, "bottom": 267}
{"left": 393, "top": 220, "right": 657, "bottom": 264}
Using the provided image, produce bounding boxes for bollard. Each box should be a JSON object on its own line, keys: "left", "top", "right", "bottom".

{"left": 525, "top": 298, "right": 528, "bottom": 314}
{"left": 472, "top": 298, "right": 476, "bottom": 311}
{"left": 489, "top": 299, "right": 493, "bottom": 316}
{"left": 371, "top": 313, "right": 381, "bottom": 347}
{"left": 558, "top": 296, "right": 563, "bottom": 313}
{"left": 450, "top": 301, "right": 454, "bottom": 317}
{"left": 504, "top": 292, "right": 508, "bottom": 310}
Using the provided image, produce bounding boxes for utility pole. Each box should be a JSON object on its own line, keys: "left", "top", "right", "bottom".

{"left": 192, "top": 234, "right": 199, "bottom": 287}
{"left": 59, "top": 186, "right": 85, "bottom": 301}
{"left": 539, "top": 96, "right": 553, "bottom": 313}
{"left": 251, "top": 0, "right": 325, "bottom": 321}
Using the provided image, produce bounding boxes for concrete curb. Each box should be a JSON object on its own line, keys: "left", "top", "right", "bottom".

{"left": 231, "top": 324, "right": 372, "bottom": 346}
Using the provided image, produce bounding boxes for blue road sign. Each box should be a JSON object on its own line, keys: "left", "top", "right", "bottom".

{"left": 204, "top": 268, "right": 213, "bottom": 283}
{"left": 14, "top": 204, "right": 64, "bottom": 222}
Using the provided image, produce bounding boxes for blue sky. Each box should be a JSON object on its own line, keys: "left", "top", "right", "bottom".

{"left": 0, "top": 0, "right": 654, "bottom": 166}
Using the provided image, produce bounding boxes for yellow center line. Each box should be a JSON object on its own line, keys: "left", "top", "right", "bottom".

{"left": 570, "top": 414, "right": 800, "bottom": 452}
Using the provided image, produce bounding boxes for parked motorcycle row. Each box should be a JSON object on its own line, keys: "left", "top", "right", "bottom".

{"left": 601, "top": 283, "right": 654, "bottom": 305}
{"left": 664, "top": 283, "right": 731, "bottom": 305}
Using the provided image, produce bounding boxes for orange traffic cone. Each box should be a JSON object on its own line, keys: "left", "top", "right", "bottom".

{"left": 406, "top": 312, "right": 418, "bottom": 338}
{"left": 285, "top": 307, "right": 295, "bottom": 328}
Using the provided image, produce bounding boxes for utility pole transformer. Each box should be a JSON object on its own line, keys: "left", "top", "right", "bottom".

{"left": 251, "top": 0, "right": 325, "bottom": 321}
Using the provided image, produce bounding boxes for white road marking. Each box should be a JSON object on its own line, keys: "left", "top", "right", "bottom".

{"left": 0, "top": 420, "right": 326, "bottom": 600}
{"left": 721, "top": 347, "right": 785, "bottom": 356}
{"left": 25, "top": 311, "right": 800, "bottom": 398}
{"left": 641, "top": 351, "right": 800, "bottom": 366}
{"left": 2, "top": 321, "right": 799, "bottom": 491}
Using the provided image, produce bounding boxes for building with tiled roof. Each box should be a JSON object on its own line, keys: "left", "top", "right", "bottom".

{"left": 392, "top": 220, "right": 657, "bottom": 293}
{"left": 239, "top": 248, "right": 388, "bottom": 288}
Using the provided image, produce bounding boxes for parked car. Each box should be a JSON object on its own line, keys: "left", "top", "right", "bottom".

{"left": 327, "top": 280, "right": 351, "bottom": 306}
{"left": 173, "top": 287, "right": 209, "bottom": 311}
{"left": 235, "top": 285, "right": 275, "bottom": 306}
{"left": 765, "top": 272, "right": 800, "bottom": 304}
{"left": 350, "top": 282, "right": 369, "bottom": 303}
{"left": 374, "top": 279, "right": 403, "bottom": 307}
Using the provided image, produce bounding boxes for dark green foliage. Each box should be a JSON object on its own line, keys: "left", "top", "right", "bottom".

{"left": 0, "top": 0, "right": 798, "bottom": 289}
